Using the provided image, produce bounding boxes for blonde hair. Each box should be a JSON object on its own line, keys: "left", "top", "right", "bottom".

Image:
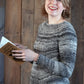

{"left": 41, "top": 0, "right": 71, "bottom": 19}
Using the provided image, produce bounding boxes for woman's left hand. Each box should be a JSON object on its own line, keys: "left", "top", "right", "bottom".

{"left": 12, "top": 49, "right": 39, "bottom": 62}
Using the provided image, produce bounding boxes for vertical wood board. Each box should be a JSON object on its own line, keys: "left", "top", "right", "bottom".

{"left": 5, "top": 0, "right": 21, "bottom": 43}
{"left": 22, "top": 0, "right": 34, "bottom": 49}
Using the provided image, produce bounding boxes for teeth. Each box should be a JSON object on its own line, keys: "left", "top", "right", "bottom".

{"left": 49, "top": 7, "right": 57, "bottom": 9}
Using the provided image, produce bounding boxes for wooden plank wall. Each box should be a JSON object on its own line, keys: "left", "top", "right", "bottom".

{"left": 4, "top": 0, "right": 22, "bottom": 84}
{"left": 5, "top": 0, "right": 84, "bottom": 84}
{"left": 22, "top": 0, "right": 34, "bottom": 49}
{"left": 5, "top": 0, "right": 46, "bottom": 48}
{"left": 70, "top": 0, "right": 84, "bottom": 84}
{"left": 34, "top": 0, "right": 47, "bottom": 41}
{"left": 5, "top": 0, "right": 21, "bottom": 43}
{"left": 21, "top": 0, "right": 47, "bottom": 49}
{"left": 4, "top": 0, "right": 46, "bottom": 84}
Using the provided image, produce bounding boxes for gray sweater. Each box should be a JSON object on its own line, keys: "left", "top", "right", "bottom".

{"left": 30, "top": 21, "right": 77, "bottom": 84}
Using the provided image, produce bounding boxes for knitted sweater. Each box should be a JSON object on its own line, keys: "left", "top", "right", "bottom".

{"left": 30, "top": 21, "right": 77, "bottom": 84}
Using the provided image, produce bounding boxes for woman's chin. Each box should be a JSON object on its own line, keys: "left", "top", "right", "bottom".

{"left": 48, "top": 13, "right": 58, "bottom": 17}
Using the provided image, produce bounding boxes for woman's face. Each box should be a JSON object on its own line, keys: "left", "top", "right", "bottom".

{"left": 45, "top": 0, "right": 65, "bottom": 17}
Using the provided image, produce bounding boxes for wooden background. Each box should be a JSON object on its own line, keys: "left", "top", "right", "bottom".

{"left": 1, "top": 0, "right": 84, "bottom": 83}
{"left": 0, "top": 0, "right": 5, "bottom": 84}
{"left": 70, "top": 0, "right": 84, "bottom": 84}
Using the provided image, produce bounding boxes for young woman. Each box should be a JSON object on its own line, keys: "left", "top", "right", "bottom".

{"left": 12, "top": 0, "right": 77, "bottom": 84}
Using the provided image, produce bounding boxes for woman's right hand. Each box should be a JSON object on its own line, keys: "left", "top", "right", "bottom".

{"left": 12, "top": 49, "right": 39, "bottom": 62}
{"left": 14, "top": 43, "right": 27, "bottom": 49}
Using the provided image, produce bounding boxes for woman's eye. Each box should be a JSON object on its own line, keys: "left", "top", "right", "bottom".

{"left": 48, "top": 0, "right": 61, "bottom": 2}
{"left": 57, "top": 0, "right": 61, "bottom": 1}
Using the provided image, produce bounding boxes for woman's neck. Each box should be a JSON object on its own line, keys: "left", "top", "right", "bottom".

{"left": 48, "top": 15, "right": 65, "bottom": 24}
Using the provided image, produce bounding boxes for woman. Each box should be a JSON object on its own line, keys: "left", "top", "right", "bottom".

{"left": 12, "top": 0, "right": 77, "bottom": 84}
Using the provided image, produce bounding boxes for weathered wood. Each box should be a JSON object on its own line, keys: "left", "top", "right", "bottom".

{"left": 70, "top": 41, "right": 84, "bottom": 84}
{"left": 81, "top": 0, "right": 84, "bottom": 40}
{"left": 22, "top": 0, "right": 34, "bottom": 49}
{"left": 4, "top": 0, "right": 84, "bottom": 83}
{"left": 5, "top": 0, "right": 22, "bottom": 83}
{"left": 21, "top": 62, "right": 32, "bottom": 84}
{"left": 34, "top": 0, "right": 47, "bottom": 42}
{"left": 71, "top": 0, "right": 82, "bottom": 40}
{"left": 71, "top": 0, "right": 84, "bottom": 83}
{"left": 5, "top": 0, "right": 21, "bottom": 43}
{"left": 4, "top": 0, "right": 33, "bottom": 84}
{"left": 0, "top": 0, "right": 4, "bottom": 7}
{"left": 75, "top": 41, "right": 84, "bottom": 67}
{"left": 4, "top": 0, "right": 22, "bottom": 83}
{"left": 5, "top": 56, "right": 32, "bottom": 84}
{"left": 70, "top": 66, "right": 83, "bottom": 84}
{"left": 5, "top": 56, "right": 21, "bottom": 84}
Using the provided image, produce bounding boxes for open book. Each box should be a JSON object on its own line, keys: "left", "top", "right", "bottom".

{"left": 0, "top": 36, "right": 20, "bottom": 56}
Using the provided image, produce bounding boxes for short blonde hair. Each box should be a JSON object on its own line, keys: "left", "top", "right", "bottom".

{"left": 41, "top": 0, "right": 71, "bottom": 19}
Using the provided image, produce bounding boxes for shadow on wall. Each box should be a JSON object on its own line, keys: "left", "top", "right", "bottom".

{"left": 0, "top": 6, "right": 5, "bottom": 84}
{"left": 0, "top": 8, "right": 5, "bottom": 29}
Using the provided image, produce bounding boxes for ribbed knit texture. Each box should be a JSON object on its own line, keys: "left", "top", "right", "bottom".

{"left": 30, "top": 21, "right": 77, "bottom": 84}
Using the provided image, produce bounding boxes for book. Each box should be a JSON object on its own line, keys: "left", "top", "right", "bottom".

{"left": 0, "top": 36, "right": 20, "bottom": 57}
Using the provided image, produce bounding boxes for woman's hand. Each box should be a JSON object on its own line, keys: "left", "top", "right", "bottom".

{"left": 12, "top": 49, "right": 39, "bottom": 62}
{"left": 14, "top": 43, "right": 27, "bottom": 49}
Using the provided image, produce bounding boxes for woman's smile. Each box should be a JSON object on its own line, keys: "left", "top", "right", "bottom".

{"left": 48, "top": 6, "right": 58, "bottom": 11}
{"left": 45, "top": 0, "right": 65, "bottom": 17}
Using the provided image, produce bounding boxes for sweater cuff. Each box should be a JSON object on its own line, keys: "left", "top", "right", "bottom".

{"left": 36, "top": 54, "right": 45, "bottom": 65}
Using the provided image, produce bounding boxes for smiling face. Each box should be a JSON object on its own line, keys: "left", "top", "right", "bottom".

{"left": 45, "top": 0, "right": 66, "bottom": 17}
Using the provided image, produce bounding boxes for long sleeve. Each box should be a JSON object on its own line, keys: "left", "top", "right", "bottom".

{"left": 36, "top": 26, "right": 77, "bottom": 78}
{"left": 31, "top": 21, "right": 77, "bottom": 84}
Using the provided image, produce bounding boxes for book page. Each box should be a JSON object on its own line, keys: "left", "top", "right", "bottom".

{"left": 0, "top": 36, "right": 15, "bottom": 48}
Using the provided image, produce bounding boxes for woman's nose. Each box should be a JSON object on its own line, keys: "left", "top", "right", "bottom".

{"left": 50, "top": 0, "right": 57, "bottom": 4}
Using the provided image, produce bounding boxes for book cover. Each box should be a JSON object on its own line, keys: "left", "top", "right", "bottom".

{"left": 0, "top": 36, "right": 20, "bottom": 56}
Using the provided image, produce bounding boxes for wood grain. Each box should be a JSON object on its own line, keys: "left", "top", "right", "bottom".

{"left": 5, "top": 56, "right": 21, "bottom": 84}
{"left": 21, "top": 62, "right": 32, "bottom": 84}
{"left": 71, "top": 0, "right": 84, "bottom": 83}
{"left": 5, "top": 0, "right": 21, "bottom": 43}
{"left": 33, "top": 0, "right": 47, "bottom": 42}
{"left": 4, "top": 0, "right": 84, "bottom": 83}
{"left": 22, "top": 0, "right": 34, "bottom": 49}
{"left": 0, "top": 0, "right": 4, "bottom": 7}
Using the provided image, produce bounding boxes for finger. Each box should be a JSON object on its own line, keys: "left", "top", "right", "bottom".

{"left": 15, "top": 43, "right": 22, "bottom": 46}
{"left": 12, "top": 53, "right": 25, "bottom": 57}
{"left": 15, "top": 56, "right": 26, "bottom": 59}
{"left": 14, "top": 43, "right": 19, "bottom": 45}
{"left": 12, "top": 50, "right": 24, "bottom": 53}
{"left": 23, "top": 58, "right": 26, "bottom": 61}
